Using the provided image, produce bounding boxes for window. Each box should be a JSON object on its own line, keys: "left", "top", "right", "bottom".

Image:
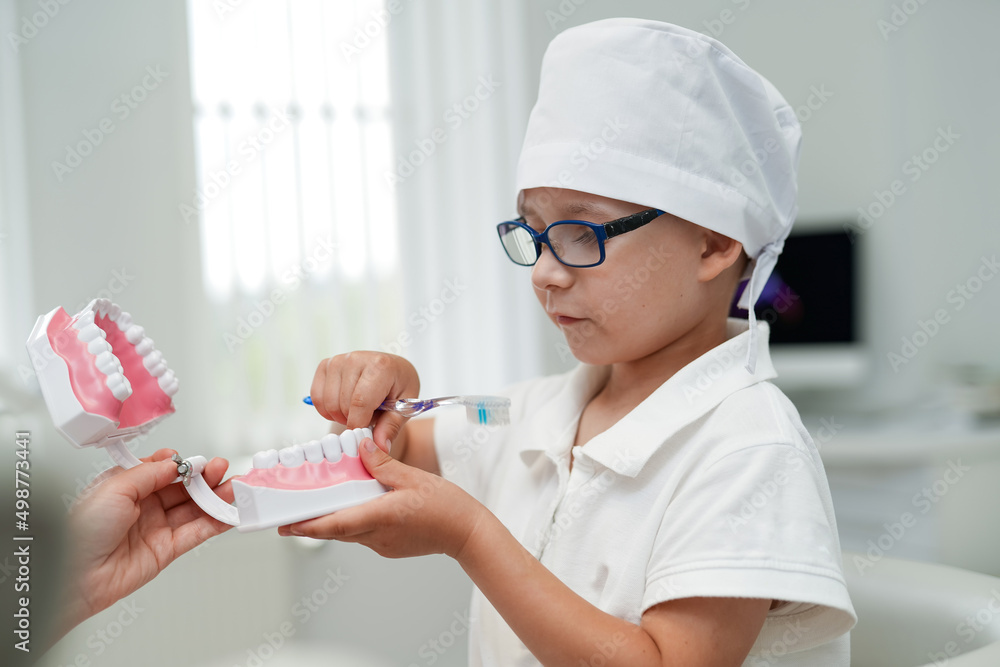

{"left": 185, "top": 0, "right": 401, "bottom": 452}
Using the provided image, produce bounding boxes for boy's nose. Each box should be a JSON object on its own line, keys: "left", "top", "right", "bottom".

{"left": 531, "top": 245, "right": 574, "bottom": 290}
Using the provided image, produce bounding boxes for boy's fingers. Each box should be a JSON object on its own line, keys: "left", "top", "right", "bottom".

{"left": 372, "top": 412, "right": 406, "bottom": 453}
{"left": 358, "top": 437, "right": 410, "bottom": 486}
{"left": 347, "top": 363, "right": 392, "bottom": 429}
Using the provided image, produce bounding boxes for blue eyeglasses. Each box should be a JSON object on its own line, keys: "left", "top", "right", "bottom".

{"left": 496, "top": 208, "right": 665, "bottom": 268}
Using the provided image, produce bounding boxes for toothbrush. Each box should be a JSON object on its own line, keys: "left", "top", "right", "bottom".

{"left": 303, "top": 395, "right": 511, "bottom": 426}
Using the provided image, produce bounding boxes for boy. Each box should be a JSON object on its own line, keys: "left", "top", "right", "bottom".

{"left": 286, "top": 18, "right": 856, "bottom": 666}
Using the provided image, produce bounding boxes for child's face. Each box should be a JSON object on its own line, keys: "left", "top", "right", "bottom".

{"left": 518, "top": 187, "right": 736, "bottom": 366}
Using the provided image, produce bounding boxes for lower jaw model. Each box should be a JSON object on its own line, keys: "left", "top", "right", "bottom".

{"left": 26, "top": 298, "right": 388, "bottom": 533}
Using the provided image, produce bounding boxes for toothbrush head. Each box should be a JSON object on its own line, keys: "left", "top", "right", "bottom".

{"left": 460, "top": 396, "right": 511, "bottom": 427}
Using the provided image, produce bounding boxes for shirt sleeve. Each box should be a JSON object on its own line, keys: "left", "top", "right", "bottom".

{"left": 642, "top": 441, "right": 857, "bottom": 653}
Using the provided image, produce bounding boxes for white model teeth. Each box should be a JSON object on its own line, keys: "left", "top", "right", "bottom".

{"left": 249, "top": 428, "right": 376, "bottom": 470}
{"left": 157, "top": 371, "right": 178, "bottom": 397}
{"left": 116, "top": 311, "right": 133, "bottom": 332}
{"left": 77, "top": 323, "right": 105, "bottom": 343}
{"left": 278, "top": 445, "right": 305, "bottom": 467}
{"left": 253, "top": 449, "right": 280, "bottom": 469}
{"left": 73, "top": 310, "right": 95, "bottom": 330}
{"left": 107, "top": 303, "right": 122, "bottom": 321}
{"left": 87, "top": 336, "right": 112, "bottom": 356}
{"left": 339, "top": 429, "right": 359, "bottom": 457}
{"left": 143, "top": 350, "right": 163, "bottom": 370}
{"left": 134, "top": 337, "right": 152, "bottom": 357}
{"left": 106, "top": 373, "right": 132, "bottom": 401}
{"left": 94, "top": 298, "right": 111, "bottom": 318}
{"left": 126, "top": 325, "right": 144, "bottom": 344}
{"left": 302, "top": 439, "right": 324, "bottom": 463}
{"left": 320, "top": 434, "right": 343, "bottom": 462}
{"left": 95, "top": 350, "right": 121, "bottom": 375}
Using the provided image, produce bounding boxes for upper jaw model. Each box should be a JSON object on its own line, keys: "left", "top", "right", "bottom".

{"left": 26, "top": 297, "right": 177, "bottom": 462}
{"left": 27, "top": 298, "right": 388, "bottom": 532}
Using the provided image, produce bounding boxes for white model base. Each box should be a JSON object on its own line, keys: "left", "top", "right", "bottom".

{"left": 231, "top": 478, "right": 390, "bottom": 533}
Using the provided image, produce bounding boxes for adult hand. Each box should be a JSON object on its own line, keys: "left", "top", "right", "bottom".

{"left": 59, "top": 448, "right": 234, "bottom": 637}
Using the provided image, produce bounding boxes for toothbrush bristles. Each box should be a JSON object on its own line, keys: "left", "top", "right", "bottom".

{"left": 463, "top": 398, "right": 510, "bottom": 426}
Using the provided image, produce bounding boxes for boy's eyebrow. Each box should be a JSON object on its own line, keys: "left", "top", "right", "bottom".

{"left": 516, "top": 200, "right": 607, "bottom": 219}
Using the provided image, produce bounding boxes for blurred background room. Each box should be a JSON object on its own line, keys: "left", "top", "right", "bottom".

{"left": 0, "top": 0, "right": 998, "bottom": 665}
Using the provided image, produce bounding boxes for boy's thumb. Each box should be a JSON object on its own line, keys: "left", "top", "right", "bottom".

{"left": 358, "top": 437, "right": 406, "bottom": 486}
{"left": 372, "top": 411, "right": 407, "bottom": 454}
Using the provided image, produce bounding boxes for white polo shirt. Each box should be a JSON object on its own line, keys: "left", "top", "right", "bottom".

{"left": 434, "top": 319, "right": 856, "bottom": 667}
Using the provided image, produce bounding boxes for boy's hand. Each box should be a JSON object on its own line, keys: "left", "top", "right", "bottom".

{"left": 277, "top": 438, "right": 485, "bottom": 560}
{"left": 310, "top": 351, "right": 420, "bottom": 452}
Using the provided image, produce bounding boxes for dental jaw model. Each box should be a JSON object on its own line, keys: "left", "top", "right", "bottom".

{"left": 27, "top": 298, "right": 388, "bottom": 532}
{"left": 234, "top": 428, "right": 387, "bottom": 532}
{"left": 26, "top": 298, "right": 177, "bottom": 468}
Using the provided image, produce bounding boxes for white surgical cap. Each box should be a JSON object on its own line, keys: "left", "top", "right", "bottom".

{"left": 515, "top": 18, "right": 802, "bottom": 374}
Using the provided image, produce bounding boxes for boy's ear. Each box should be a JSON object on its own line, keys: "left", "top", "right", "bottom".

{"left": 698, "top": 230, "right": 746, "bottom": 283}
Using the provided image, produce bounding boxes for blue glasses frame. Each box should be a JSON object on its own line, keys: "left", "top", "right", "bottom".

{"left": 497, "top": 208, "right": 666, "bottom": 268}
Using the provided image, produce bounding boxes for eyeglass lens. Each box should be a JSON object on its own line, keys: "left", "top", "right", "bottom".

{"left": 500, "top": 222, "right": 601, "bottom": 266}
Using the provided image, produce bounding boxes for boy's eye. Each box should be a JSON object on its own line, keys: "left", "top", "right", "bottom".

{"left": 571, "top": 228, "right": 598, "bottom": 246}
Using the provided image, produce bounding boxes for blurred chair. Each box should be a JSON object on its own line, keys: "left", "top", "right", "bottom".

{"left": 844, "top": 551, "right": 1000, "bottom": 666}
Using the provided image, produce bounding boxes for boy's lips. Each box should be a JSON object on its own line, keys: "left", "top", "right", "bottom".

{"left": 551, "top": 312, "right": 584, "bottom": 325}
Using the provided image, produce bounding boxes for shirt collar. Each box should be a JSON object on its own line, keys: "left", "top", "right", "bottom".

{"left": 518, "top": 319, "right": 776, "bottom": 477}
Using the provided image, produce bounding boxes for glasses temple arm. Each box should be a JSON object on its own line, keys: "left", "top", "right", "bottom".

{"left": 603, "top": 209, "right": 665, "bottom": 239}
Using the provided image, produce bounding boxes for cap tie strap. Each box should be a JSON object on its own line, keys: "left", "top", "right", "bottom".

{"left": 739, "top": 241, "right": 782, "bottom": 374}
